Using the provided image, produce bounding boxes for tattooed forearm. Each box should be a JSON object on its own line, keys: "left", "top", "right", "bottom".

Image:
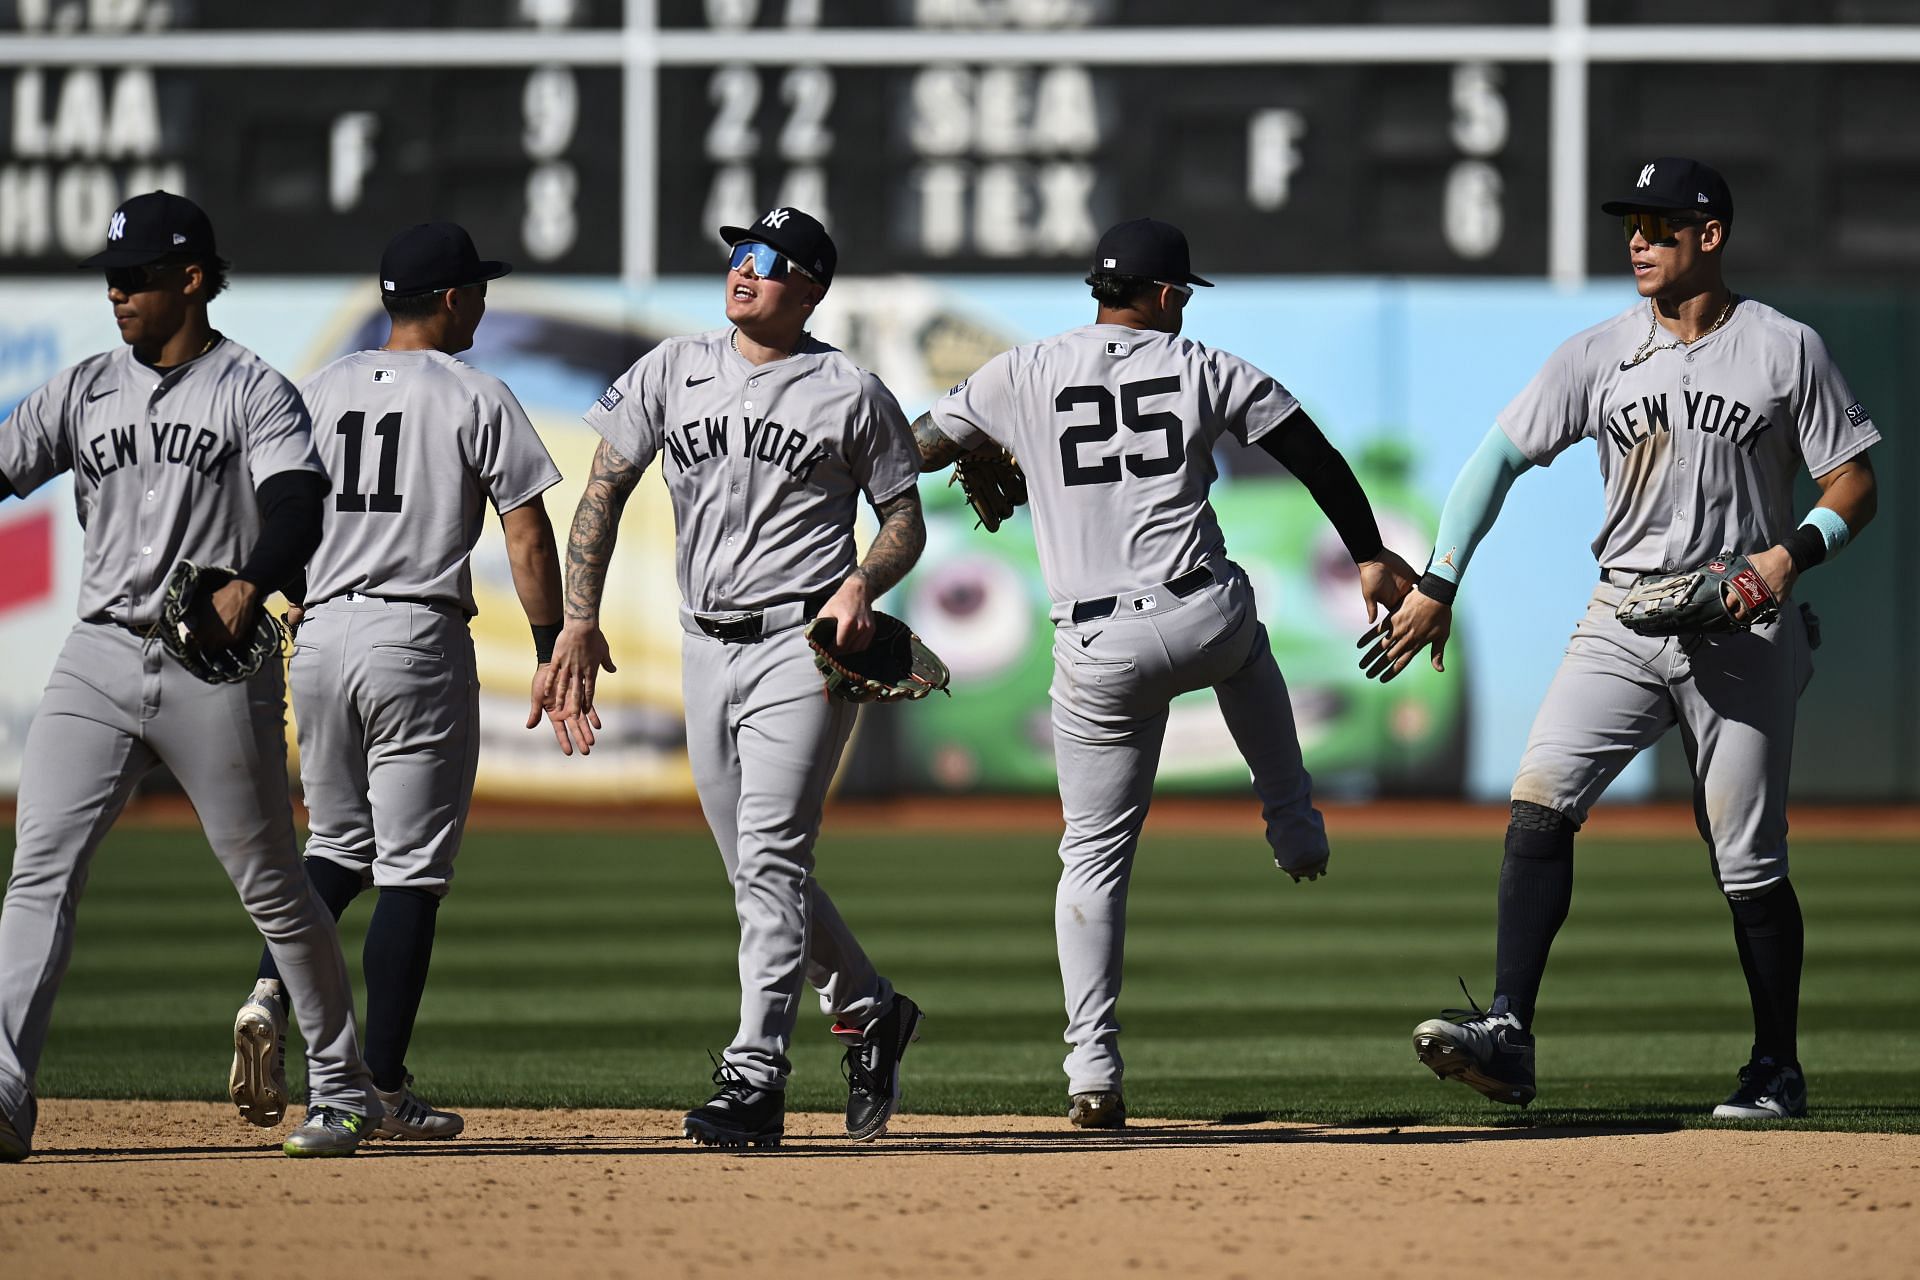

{"left": 911, "top": 412, "right": 967, "bottom": 472}
{"left": 853, "top": 490, "right": 926, "bottom": 600}
{"left": 564, "top": 437, "right": 646, "bottom": 623}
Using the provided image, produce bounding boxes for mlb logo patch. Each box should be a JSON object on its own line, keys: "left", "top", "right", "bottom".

{"left": 1130, "top": 593, "right": 1158, "bottom": 613}
{"left": 1105, "top": 341, "right": 1132, "bottom": 357}
{"left": 598, "top": 385, "right": 624, "bottom": 412}
{"left": 1846, "top": 402, "right": 1870, "bottom": 425}
{"left": 373, "top": 369, "right": 396, "bottom": 383}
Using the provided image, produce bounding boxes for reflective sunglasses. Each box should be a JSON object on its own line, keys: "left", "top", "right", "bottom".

{"left": 728, "top": 241, "right": 816, "bottom": 283}
{"left": 1154, "top": 279, "right": 1194, "bottom": 299}
{"left": 1621, "top": 212, "right": 1708, "bottom": 246}
{"left": 104, "top": 263, "right": 181, "bottom": 294}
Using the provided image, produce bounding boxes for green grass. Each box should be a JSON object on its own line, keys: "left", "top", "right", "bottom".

{"left": 6, "top": 823, "right": 1916, "bottom": 1132}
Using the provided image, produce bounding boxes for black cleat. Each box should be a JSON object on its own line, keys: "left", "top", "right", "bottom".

{"left": 836, "top": 993, "right": 924, "bottom": 1142}
{"left": 1413, "top": 984, "right": 1537, "bottom": 1107}
{"left": 683, "top": 1055, "right": 785, "bottom": 1150}
{"left": 1712, "top": 1057, "right": 1808, "bottom": 1119}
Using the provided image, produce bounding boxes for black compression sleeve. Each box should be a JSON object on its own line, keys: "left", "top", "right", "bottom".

{"left": 237, "top": 470, "right": 327, "bottom": 595}
{"left": 0, "top": 466, "right": 14, "bottom": 500}
{"left": 1257, "top": 408, "right": 1383, "bottom": 563}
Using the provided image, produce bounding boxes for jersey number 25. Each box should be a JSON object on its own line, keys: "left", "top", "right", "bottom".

{"left": 1056, "top": 377, "right": 1183, "bottom": 487}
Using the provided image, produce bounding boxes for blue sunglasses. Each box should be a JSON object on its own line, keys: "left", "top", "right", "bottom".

{"left": 728, "top": 241, "right": 816, "bottom": 283}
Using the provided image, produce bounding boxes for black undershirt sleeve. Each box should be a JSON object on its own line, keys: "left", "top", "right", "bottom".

{"left": 1256, "top": 408, "right": 1384, "bottom": 563}
{"left": 237, "top": 470, "right": 327, "bottom": 595}
{"left": 0, "top": 466, "right": 15, "bottom": 500}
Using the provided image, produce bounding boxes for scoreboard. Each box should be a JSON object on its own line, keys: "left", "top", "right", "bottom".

{"left": 1, "top": 0, "right": 1917, "bottom": 281}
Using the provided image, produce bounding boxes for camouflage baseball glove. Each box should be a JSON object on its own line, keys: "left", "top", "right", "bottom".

{"left": 805, "top": 612, "right": 951, "bottom": 703}
{"left": 157, "top": 560, "right": 287, "bottom": 684}
{"left": 951, "top": 444, "right": 1027, "bottom": 533}
{"left": 1615, "top": 552, "right": 1780, "bottom": 637}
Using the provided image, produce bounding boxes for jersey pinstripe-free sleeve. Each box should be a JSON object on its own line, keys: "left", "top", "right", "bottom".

{"left": 241, "top": 367, "right": 324, "bottom": 487}
{"left": 929, "top": 351, "right": 1017, "bottom": 453}
{"left": 0, "top": 367, "right": 79, "bottom": 493}
{"left": 1794, "top": 327, "right": 1880, "bottom": 477}
{"left": 471, "top": 373, "right": 563, "bottom": 516}
{"left": 1496, "top": 331, "right": 1597, "bottom": 467}
{"left": 1205, "top": 348, "right": 1300, "bottom": 447}
{"left": 582, "top": 344, "right": 669, "bottom": 471}
{"left": 849, "top": 373, "right": 919, "bottom": 505}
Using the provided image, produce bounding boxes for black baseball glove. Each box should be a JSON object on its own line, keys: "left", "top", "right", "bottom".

{"left": 805, "top": 612, "right": 952, "bottom": 703}
{"left": 157, "top": 560, "right": 287, "bottom": 684}
{"left": 951, "top": 444, "right": 1027, "bottom": 533}
{"left": 1615, "top": 552, "right": 1781, "bottom": 636}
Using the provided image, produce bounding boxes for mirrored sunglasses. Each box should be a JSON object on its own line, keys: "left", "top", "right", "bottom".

{"left": 729, "top": 241, "right": 815, "bottom": 283}
{"left": 1621, "top": 212, "right": 1707, "bottom": 247}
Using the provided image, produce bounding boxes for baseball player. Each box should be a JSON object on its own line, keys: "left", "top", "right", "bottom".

{"left": 0, "top": 191, "right": 376, "bottom": 1160}
{"left": 914, "top": 218, "right": 1418, "bottom": 1127}
{"left": 231, "top": 222, "right": 570, "bottom": 1141}
{"left": 548, "top": 207, "right": 927, "bottom": 1149}
{"left": 1364, "top": 158, "right": 1880, "bottom": 1119}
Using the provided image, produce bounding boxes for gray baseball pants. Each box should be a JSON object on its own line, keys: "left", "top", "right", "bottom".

{"left": 1049, "top": 562, "right": 1328, "bottom": 1096}
{"left": 291, "top": 597, "right": 480, "bottom": 895}
{"left": 0, "top": 622, "right": 374, "bottom": 1143}
{"left": 680, "top": 606, "right": 895, "bottom": 1093}
{"left": 1512, "top": 576, "right": 1815, "bottom": 894}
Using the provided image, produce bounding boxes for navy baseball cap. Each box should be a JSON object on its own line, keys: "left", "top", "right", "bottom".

{"left": 78, "top": 190, "right": 215, "bottom": 269}
{"left": 1089, "top": 218, "right": 1213, "bottom": 287}
{"left": 720, "top": 207, "right": 837, "bottom": 286}
{"left": 1600, "top": 157, "right": 1734, "bottom": 221}
{"left": 380, "top": 222, "right": 512, "bottom": 297}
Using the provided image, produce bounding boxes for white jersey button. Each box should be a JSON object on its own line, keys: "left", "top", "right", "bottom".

{"left": 140, "top": 545, "right": 151, "bottom": 555}
{"left": 145, "top": 489, "right": 156, "bottom": 500}
{"left": 743, "top": 401, "right": 754, "bottom": 410}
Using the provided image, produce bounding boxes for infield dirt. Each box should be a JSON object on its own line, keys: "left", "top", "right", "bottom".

{"left": 3, "top": 1101, "right": 1914, "bottom": 1279}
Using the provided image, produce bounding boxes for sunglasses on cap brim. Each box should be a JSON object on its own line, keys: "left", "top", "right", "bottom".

{"left": 729, "top": 241, "right": 818, "bottom": 284}
{"left": 1621, "top": 212, "right": 1712, "bottom": 246}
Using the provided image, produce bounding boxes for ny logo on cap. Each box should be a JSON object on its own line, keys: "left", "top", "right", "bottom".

{"left": 761, "top": 208, "right": 792, "bottom": 228}
{"left": 1636, "top": 163, "right": 1656, "bottom": 188}
{"left": 107, "top": 211, "right": 127, "bottom": 240}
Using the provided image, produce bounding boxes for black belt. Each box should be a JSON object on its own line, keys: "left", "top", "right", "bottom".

{"left": 1071, "top": 565, "right": 1214, "bottom": 624}
{"left": 694, "top": 592, "right": 832, "bottom": 644}
{"left": 330, "top": 591, "right": 446, "bottom": 608}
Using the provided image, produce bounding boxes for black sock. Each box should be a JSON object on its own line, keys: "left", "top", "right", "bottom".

{"left": 256, "top": 857, "right": 367, "bottom": 1011}
{"left": 362, "top": 886, "right": 441, "bottom": 1093}
{"left": 1493, "top": 801, "right": 1576, "bottom": 1032}
{"left": 1728, "top": 879, "right": 1803, "bottom": 1067}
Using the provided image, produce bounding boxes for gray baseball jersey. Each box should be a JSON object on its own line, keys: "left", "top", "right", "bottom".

{"left": 1498, "top": 298, "right": 1880, "bottom": 572}
{"left": 1502, "top": 298, "right": 1877, "bottom": 891}
{"left": 300, "top": 349, "right": 561, "bottom": 614}
{"left": 0, "top": 338, "right": 374, "bottom": 1145}
{"left": 929, "top": 323, "right": 1299, "bottom": 603}
{"left": 584, "top": 330, "right": 918, "bottom": 613}
{"left": 0, "top": 339, "right": 324, "bottom": 626}
{"left": 583, "top": 328, "right": 916, "bottom": 1093}
{"left": 931, "top": 321, "right": 1328, "bottom": 1099}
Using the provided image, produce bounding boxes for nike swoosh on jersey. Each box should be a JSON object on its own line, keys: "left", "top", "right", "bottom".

{"left": 686, "top": 374, "right": 715, "bottom": 387}
{"left": 85, "top": 388, "right": 113, "bottom": 402}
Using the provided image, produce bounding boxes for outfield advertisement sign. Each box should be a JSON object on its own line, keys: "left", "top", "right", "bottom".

{"left": 0, "top": 276, "right": 1655, "bottom": 802}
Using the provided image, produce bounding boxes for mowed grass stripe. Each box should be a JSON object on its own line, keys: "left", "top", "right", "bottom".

{"left": 5, "top": 825, "right": 1914, "bottom": 1131}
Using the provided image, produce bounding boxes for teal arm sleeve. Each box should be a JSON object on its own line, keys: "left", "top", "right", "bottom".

{"left": 1424, "top": 424, "right": 1533, "bottom": 588}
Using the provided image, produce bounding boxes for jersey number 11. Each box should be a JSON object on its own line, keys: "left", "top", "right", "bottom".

{"left": 334, "top": 410, "right": 405, "bottom": 514}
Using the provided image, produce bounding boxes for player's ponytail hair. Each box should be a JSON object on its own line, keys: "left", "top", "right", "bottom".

{"left": 1086, "top": 272, "right": 1159, "bottom": 310}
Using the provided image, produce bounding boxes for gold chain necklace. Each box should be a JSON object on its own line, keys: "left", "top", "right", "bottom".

{"left": 1618, "top": 297, "right": 1735, "bottom": 371}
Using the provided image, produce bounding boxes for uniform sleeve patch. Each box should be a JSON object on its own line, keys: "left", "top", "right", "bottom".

{"left": 1845, "top": 401, "right": 1870, "bottom": 426}
{"left": 947, "top": 379, "right": 968, "bottom": 396}
{"left": 598, "top": 385, "right": 624, "bottom": 412}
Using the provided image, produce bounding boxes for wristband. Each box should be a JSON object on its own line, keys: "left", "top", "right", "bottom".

{"left": 1780, "top": 525, "right": 1826, "bottom": 575}
{"left": 1416, "top": 572, "right": 1458, "bottom": 606}
{"left": 532, "top": 621, "right": 562, "bottom": 664}
{"left": 1802, "top": 506, "right": 1851, "bottom": 556}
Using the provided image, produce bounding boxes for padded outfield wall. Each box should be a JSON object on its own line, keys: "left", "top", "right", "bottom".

{"left": 0, "top": 276, "right": 1908, "bottom": 802}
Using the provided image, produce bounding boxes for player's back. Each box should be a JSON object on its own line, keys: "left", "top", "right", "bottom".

{"left": 942, "top": 324, "right": 1298, "bottom": 602}
{"left": 301, "top": 349, "right": 551, "bottom": 615}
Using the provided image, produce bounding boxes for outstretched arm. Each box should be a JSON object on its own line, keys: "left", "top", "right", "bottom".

{"left": 546, "top": 438, "right": 645, "bottom": 740}
{"left": 502, "top": 497, "right": 596, "bottom": 755}
{"left": 817, "top": 488, "right": 927, "bottom": 651}
{"left": 1357, "top": 424, "right": 1533, "bottom": 682}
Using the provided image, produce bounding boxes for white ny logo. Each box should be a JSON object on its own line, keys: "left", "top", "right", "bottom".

{"left": 107, "top": 211, "right": 127, "bottom": 240}
{"left": 1636, "top": 163, "right": 1656, "bottom": 188}
{"left": 761, "top": 208, "right": 792, "bottom": 228}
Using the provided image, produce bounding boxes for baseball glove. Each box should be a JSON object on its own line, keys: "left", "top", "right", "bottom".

{"left": 1615, "top": 552, "right": 1780, "bottom": 637}
{"left": 805, "top": 612, "right": 952, "bottom": 703}
{"left": 951, "top": 444, "right": 1027, "bottom": 533}
{"left": 157, "top": 560, "right": 287, "bottom": 684}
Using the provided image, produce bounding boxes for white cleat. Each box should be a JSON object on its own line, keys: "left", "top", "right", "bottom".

{"left": 230, "top": 980, "right": 290, "bottom": 1128}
